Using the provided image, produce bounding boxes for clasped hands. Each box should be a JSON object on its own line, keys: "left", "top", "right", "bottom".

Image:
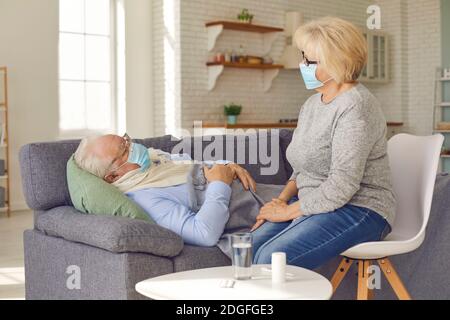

{"left": 203, "top": 163, "right": 256, "bottom": 191}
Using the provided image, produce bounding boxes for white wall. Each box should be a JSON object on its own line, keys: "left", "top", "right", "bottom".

{"left": 370, "top": 0, "right": 441, "bottom": 135}
{"left": 0, "top": 0, "right": 60, "bottom": 211}
{"left": 152, "top": 0, "right": 182, "bottom": 136}
{"left": 405, "top": 0, "right": 441, "bottom": 135}
{"left": 368, "top": 0, "right": 408, "bottom": 125}
{"left": 124, "top": 0, "right": 154, "bottom": 138}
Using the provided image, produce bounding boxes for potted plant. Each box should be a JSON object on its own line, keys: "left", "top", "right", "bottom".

{"left": 224, "top": 103, "right": 242, "bottom": 125}
{"left": 237, "top": 9, "right": 254, "bottom": 24}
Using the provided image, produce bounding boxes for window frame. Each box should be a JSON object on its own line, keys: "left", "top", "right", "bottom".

{"left": 58, "top": 0, "right": 118, "bottom": 139}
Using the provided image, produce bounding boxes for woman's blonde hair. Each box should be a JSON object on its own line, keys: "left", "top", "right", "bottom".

{"left": 294, "top": 16, "right": 368, "bottom": 84}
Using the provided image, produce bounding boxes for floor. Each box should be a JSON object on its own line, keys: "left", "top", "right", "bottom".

{"left": 0, "top": 210, "right": 33, "bottom": 300}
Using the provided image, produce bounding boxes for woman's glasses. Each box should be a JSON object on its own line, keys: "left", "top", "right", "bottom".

{"left": 301, "top": 51, "right": 318, "bottom": 67}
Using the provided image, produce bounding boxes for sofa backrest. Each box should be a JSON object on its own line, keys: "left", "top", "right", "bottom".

{"left": 19, "top": 131, "right": 294, "bottom": 211}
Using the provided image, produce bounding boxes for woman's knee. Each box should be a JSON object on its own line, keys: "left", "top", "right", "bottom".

{"left": 254, "top": 245, "right": 273, "bottom": 264}
{"left": 254, "top": 240, "right": 287, "bottom": 264}
{"left": 251, "top": 221, "right": 288, "bottom": 253}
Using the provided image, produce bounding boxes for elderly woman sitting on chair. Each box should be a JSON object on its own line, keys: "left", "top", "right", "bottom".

{"left": 250, "top": 17, "right": 396, "bottom": 270}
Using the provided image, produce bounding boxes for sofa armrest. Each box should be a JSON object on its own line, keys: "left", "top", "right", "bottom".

{"left": 35, "top": 206, "right": 184, "bottom": 257}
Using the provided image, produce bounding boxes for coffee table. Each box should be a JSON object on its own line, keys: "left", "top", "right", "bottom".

{"left": 136, "top": 265, "right": 333, "bottom": 300}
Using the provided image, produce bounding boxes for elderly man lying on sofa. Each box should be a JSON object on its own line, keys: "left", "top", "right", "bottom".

{"left": 74, "top": 133, "right": 282, "bottom": 256}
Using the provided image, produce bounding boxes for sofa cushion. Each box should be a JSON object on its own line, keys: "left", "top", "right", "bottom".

{"left": 36, "top": 206, "right": 184, "bottom": 257}
{"left": 19, "top": 135, "right": 180, "bottom": 211}
{"left": 66, "top": 155, "right": 152, "bottom": 221}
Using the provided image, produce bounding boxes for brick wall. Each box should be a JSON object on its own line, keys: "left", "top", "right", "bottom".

{"left": 152, "top": 0, "right": 441, "bottom": 137}
{"left": 406, "top": 0, "right": 441, "bottom": 135}
{"left": 370, "top": 0, "right": 441, "bottom": 135}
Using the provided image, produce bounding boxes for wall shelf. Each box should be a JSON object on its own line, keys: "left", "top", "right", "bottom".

{"left": 206, "top": 62, "right": 283, "bottom": 69}
{"left": 206, "top": 62, "right": 283, "bottom": 92}
{"left": 205, "top": 21, "right": 283, "bottom": 55}
{"left": 434, "top": 130, "right": 450, "bottom": 133}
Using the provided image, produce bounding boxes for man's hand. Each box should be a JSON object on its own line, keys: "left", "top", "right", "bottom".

{"left": 204, "top": 164, "right": 234, "bottom": 185}
{"left": 227, "top": 163, "right": 256, "bottom": 191}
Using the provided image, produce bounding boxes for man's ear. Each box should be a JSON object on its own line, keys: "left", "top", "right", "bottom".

{"left": 104, "top": 173, "right": 118, "bottom": 184}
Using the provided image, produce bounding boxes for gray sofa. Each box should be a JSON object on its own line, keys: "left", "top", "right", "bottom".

{"left": 19, "top": 130, "right": 450, "bottom": 300}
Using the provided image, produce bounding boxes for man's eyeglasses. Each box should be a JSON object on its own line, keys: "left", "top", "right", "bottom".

{"left": 301, "top": 51, "right": 318, "bottom": 67}
{"left": 104, "top": 133, "right": 132, "bottom": 177}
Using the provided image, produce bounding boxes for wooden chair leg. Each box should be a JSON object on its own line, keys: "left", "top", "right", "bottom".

{"left": 331, "top": 258, "right": 353, "bottom": 293}
{"left": 357, "top": 260, "right": 373, "bottom": 300}
{"left": 377, "top": 258, "right": 412, "bottom": 300}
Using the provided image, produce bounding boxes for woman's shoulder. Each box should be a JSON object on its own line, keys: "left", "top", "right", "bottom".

{"left": 339, "top": 84, "right": 381, "bottom": 114}
{"left": 337, "top": 84, "right": 386, "bottom": 131}
{"left": 299, "top": 92, "right": 322, "bottom": 115}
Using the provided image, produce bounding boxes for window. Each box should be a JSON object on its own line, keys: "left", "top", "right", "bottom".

{"left": 59, "top": 0, "right": 116, "bottom": 134}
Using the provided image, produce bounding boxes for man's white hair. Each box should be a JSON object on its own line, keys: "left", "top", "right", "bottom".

{"left": 74, "top": 135, "right": 111, "bottom": 178}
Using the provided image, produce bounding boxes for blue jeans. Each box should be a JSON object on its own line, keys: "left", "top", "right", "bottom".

{"left": 251, "top": 203, "right": 391, "bottom": 270}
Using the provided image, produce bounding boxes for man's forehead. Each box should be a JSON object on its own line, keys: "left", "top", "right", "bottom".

{"left": 97, "top": 134, "right": 120, "bottom": 145}
{"left": 92, "top": 135, "right": 120, "bottom": 156}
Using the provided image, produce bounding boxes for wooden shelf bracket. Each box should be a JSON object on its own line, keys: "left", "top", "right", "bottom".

{"left": 207, "top": 64, "right": 225, "bottom": 91}
{"left": 262, "top": 68, "right": 280, "bottom": 92}
{"left": 207, "top": 24, "right": 224, "bottom": 52}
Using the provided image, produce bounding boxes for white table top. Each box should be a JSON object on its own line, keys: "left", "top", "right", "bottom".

{"left": 136, "top": 265, "right": 333, "bottom": 300}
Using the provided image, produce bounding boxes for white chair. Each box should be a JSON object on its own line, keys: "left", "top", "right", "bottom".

{"left": 331, "top": 133, "right": 444, "bottom": 300}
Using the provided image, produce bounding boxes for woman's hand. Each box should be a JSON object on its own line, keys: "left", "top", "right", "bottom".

{"left": 227, "top": 163, "right": 256, "bottom": 192}
{"left": 258, "top": 199, "right": 290, "bottom": 222}
{"left": 251, "top": 199, "right": 303, "bottom": 231}
{"left": 250, "top": 198, "right": 287, "bottom": 231}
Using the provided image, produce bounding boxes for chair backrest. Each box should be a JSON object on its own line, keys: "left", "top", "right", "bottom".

{"left": 387, "top": 133, "right": 444, "bottom": 240}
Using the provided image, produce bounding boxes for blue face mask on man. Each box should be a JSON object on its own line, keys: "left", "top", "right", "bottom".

{"left": 299, "top": 63, "right": 333, "bottom": 90}
{"left": 127, "top": 143, "right": 151, "bottom": 172}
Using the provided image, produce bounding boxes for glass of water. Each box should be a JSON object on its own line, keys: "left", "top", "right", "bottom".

{"left": 231, "top": 233, "right": 253, "bottom": 280}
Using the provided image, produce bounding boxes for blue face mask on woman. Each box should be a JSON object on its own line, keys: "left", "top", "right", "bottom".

{"left": 299, "top": 63, "right": 333, "bottom": 90}
{"left": 127, "top": 143, "right": 151, "bottom": 172}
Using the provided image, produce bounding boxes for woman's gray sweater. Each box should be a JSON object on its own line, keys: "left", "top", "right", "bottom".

{"left": 286, "top": 83, "right": 396, "bottom": 226}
